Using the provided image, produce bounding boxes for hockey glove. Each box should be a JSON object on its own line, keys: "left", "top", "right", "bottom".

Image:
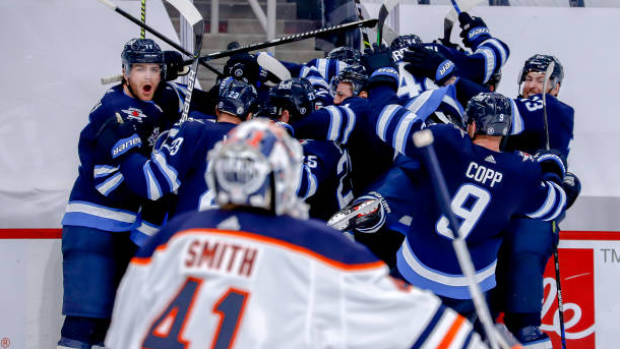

{"left": 95, "top": 113, "right": 142, "bottom": 160}
{"left": 164, "top": 50, "right": 189, "bottom": 81}
{"left": 458, "top": 12, "right": 491, "bottom": 49}
{"left": 433, "top": 38, "right": 468, "bottom": 54}
{"left": 362, "top": 44, "right": 398, "bottom": 89}
{"left": 533, "top": 149, "right": 567, "bottom": 184}
{"left": 563, "top": 172, "right": 581, "bottom": 210}
{"left": 403, "top": 44, "right": 457, "bottom": 86}
{"left": 327, "top": 192, "right": 387, "bottom": 234}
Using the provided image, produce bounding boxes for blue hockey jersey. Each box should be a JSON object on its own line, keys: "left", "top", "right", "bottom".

{"left": 506, "top": 94, "right": 574, "bottom": 159}
{"left": 62, "top": 83, "right": 182, "bottom": 232}
{"left": 376, "top": 104, "right": 566, "bottom": 299}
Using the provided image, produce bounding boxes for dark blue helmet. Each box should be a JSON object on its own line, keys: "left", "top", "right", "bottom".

{"left": 269, "top": 78, "right": 317, "bottom": 121}
{"left": 518, "top": 54, "right": 564, "bottom": 87}
{"left": 465, "top": 92, "right": 512, "bottom": 136}
{"left": 326, "top": 47, "right": 362, "bottom": 65}
{"left": 390, "top": 34, "right": 423, "bottom": 50}
{"left": 217, "top": 77, "right": 258, "bottom": 119}
{"left": 330, "top": 64, "right": 368, "bottom": 97}
{"left": 121, "top": 38, "right": 166, "bottom": 79}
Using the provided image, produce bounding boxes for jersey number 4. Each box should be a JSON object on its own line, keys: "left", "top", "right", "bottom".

{"left": 435, "top": 183, "right": 490, "bottom": 240}
{"left": 142, "top": 277, "right": 249, "bottom": 349}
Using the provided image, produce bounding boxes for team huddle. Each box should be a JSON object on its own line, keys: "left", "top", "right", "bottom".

{"left": 57, "top": 10, "right": 580, "bottom": 349}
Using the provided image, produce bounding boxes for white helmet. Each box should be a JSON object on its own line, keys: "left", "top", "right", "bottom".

{"left": 206, "top": 119, "right": 308, "bottom": 218}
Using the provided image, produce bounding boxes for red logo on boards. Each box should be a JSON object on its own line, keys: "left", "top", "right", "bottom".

{"left": 542, "top": 248, "right": 595, "bottom": 349}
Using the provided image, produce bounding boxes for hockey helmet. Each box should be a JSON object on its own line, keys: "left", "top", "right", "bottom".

{"left": 465, "top": 92, "right": 512, "bottom": 136}
{"left": 269, "top": 77, "right": 317, "bottom": 121}
{"left": 390, "top": 34, "right": 423, "bottom": 50}
{"left": 217, "top": 77, "right": 258, "bottom": 120}
{"left": 326, "top": 47, "right": 362, "bottom": 65}
{"left": 518, "top": 54, "right": 564, "bottom": 87}
{"left": 121, "top": 38, "right": 166, "bottom": 80}
{"left": 329, "top": 64, "right": 369, "bottom": 97}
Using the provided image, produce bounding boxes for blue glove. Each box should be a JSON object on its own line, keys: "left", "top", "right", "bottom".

{"left": 458, "top": 12, "right": 491, "bottom": 49}
{"left": 563, "top": 172, "right": 581, "bottom": 209}
{"left": 95, "top": 113, "right": 142, "bottom": 160}
{"left": 534, "top": 149, "right": 567, "bottom": 184}
{"left": 403, "top": 44, "right": 457, "bottom": 85}
{"left": 361, "top": 43, "right": 395, "bottom": 74}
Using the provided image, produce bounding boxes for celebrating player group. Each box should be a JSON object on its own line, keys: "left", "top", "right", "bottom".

{"left": 57, "top": 1, "right": 581, "bottom": 348}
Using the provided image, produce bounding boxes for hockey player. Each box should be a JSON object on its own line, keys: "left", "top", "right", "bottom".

{"left": 372, "top": 92, "right": 567, "bottom": 322}
{"left": 490, "top": 55, "right": 578, "bottom": 348}
{"left": 105, "top": 119, "right": 489, "bottom": 349}
{"left": 264, "top": 77, "right": 354, "bottom": 220}
{"left": 105, "top": 77, "right": 258, "bottom": 235}
{"left": 58, "top": 38, "right": 185, "bottom": 349}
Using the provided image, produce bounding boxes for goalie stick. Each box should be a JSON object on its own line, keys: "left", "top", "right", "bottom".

{"left": 542, "top": 61, "right": 568, "bottom": 349}
{"left": 442, "top": 0, "right": 484, "bottom": 46}
{"left": 413, "top": 129, "right": 517, "bottom": 349}
{"left": 96, "top": 0, "right": 221, "bottom": 84}
{"left": 164, "top": 0, "right": 204, "bottom": 123}
{"left": 376, "top": 0, "right": 400, "bottom": 46}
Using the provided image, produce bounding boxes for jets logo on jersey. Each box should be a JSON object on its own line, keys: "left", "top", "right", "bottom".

{"left": 121, "top": 107, "right": 148, "bottom": 122}
{"left": 517, "top": 151, "right": 534, "bottom": 162}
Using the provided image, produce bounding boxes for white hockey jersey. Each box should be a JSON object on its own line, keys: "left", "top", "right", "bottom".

{"left": 106, "top": 208, "right": 488, "bottom": 349}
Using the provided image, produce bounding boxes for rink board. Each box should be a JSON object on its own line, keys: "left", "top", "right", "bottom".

{"left": 0, "top": 229, "right": 618, "bottom": 348}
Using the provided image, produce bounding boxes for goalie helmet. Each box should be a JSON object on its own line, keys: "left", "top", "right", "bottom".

{"left": 121, "top": 38, "right": 166, "bottom": 80}
{"left": 326, "top": 47, "right": 362, "bottom": 65}
{"left": 329, "top": 64, "right": 369, "bottom": 97}
{"left": 465, "top": 92, "right": 512, "bottom": 137}
{"left": 390, "top": 34, "right": 423, "bottom": 50}
{"left": 206, "top": 119, "right": 306, "bottom": 217}
{"left": 217, "top": 77, "right": 258, "bottom": 120}
{"left": 518, "top": 54, "right": 564, "bottom": 87}
{"left": 269, "top": 77, "right": 317, "bottom": 121}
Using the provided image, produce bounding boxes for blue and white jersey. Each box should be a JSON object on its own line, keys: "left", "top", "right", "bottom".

{"left": 62, "top": 83, "right": 182, "bottom": 232}
{"left": 298, "top": 139, "right": 353, "bottom": 221}
{"left": 391, "top": 47, "right": 438, "bottom": 102}
{"left": 377, "top": 103, "right": 566, "bottom": 299}
{"left": 106, "top": 208, "right": 488, "bottom": 349}
{"left": 505, "top": 94, "right": 575, "bottom": 159}
{"left": 119, "top": 116, "right": 236, "bottom": 218}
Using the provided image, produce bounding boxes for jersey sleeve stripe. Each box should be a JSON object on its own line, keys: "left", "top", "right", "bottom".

{"left": 526, "top": 181, "right": 556, "bottom": 219}
{"left": 394, "top": 110, "right": 420, "bottom": 154}
{"left": 135, "top": 220, "right": 160, "bottom": 237}
{"left": 509, "top": 99, "right": 524, "bottom": 135}
{"left": 480, "top": 38, "right": 508, "bottom": 67}
{"left": 341, "top": 106, "right": 357, "bottom": 145}
{"left": 325, "top": 106, "right": 343, "bottom": 142}
{"left": 153, "top": 151, "right": 181, "bottom": 192}
{"left": 542, "top": 181, "right": 567, "bottom": 221}
{"left": 474, "top": 47, "right": 495, "bottom": 84}
{"left": 410, "top": 304, "right": 446, "bottom": 348}
{"left": 377, "top": 104, "right": 400, "bottom": 142}
{"left": 94, "top": 165, "right": 120, "bottom": 178}
{"left": 95, "top": 172, "right": 124, "bottom": 197}
{"left": 143, "top": 163, "right": 163, "bottom": 201}
{"left": 436, "top": 315, "right": 466, "bottom": 349}
{"left": 132, "top": 228, "right": 387, "bottom": 272}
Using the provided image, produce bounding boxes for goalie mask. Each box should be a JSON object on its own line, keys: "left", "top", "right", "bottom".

{"left": 206, "top": 119, "right": 307, "bottom": 218}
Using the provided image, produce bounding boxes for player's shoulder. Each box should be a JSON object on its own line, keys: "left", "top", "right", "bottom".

{"left": 428, "top": 123, "right": 469, "bottom": 144}
{"left": 498, "top": 150, "right": 543, "bottom": 180}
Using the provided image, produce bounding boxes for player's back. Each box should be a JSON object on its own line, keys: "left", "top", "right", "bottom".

{"left": 398, "top": 124, "right": 548, "bottom": 298}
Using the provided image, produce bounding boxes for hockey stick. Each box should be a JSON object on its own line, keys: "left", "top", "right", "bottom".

{"left": 140, "top": 0, "right": 146, "bottom": 38}
{"left": 353, "top": 0, "right": 372, "bottom": 49}
{"left": 199, "top": 19, "right": 377, "bottom": 61}
{"left": 442, "top": 0, "right": 484, "bottom": 46}
{"left": 96, "top": 0, "right": 221, "bottom": 83}
{"left": 256, "top": 52, "right": 292, "bottom": 84}
{"left": 542, "top": 61, "right": 568, "bottom": 349}
{"left": 376, "top": 0, "right": 400, "bottom": 46}
{"left": 413, "top": 129, "right": 514, "bottom": 349}
{"left": 164, "top": 0, "right": 204, "bottom": 123}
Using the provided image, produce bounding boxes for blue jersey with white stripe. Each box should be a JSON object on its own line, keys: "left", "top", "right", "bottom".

{"left": 119, "top": 116, "right": 236, "bottom": 217}
{"left": 299, "top": 139, "right": 353, "bottom": 220}
{"left": 376, "top": 103, "right": 566, "bottom": 299}
{"left": 506, "top": 94, "right": 574, "bottom": 159}
{"left": 62, "top": 83, "right": 182, "bottom": 232}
